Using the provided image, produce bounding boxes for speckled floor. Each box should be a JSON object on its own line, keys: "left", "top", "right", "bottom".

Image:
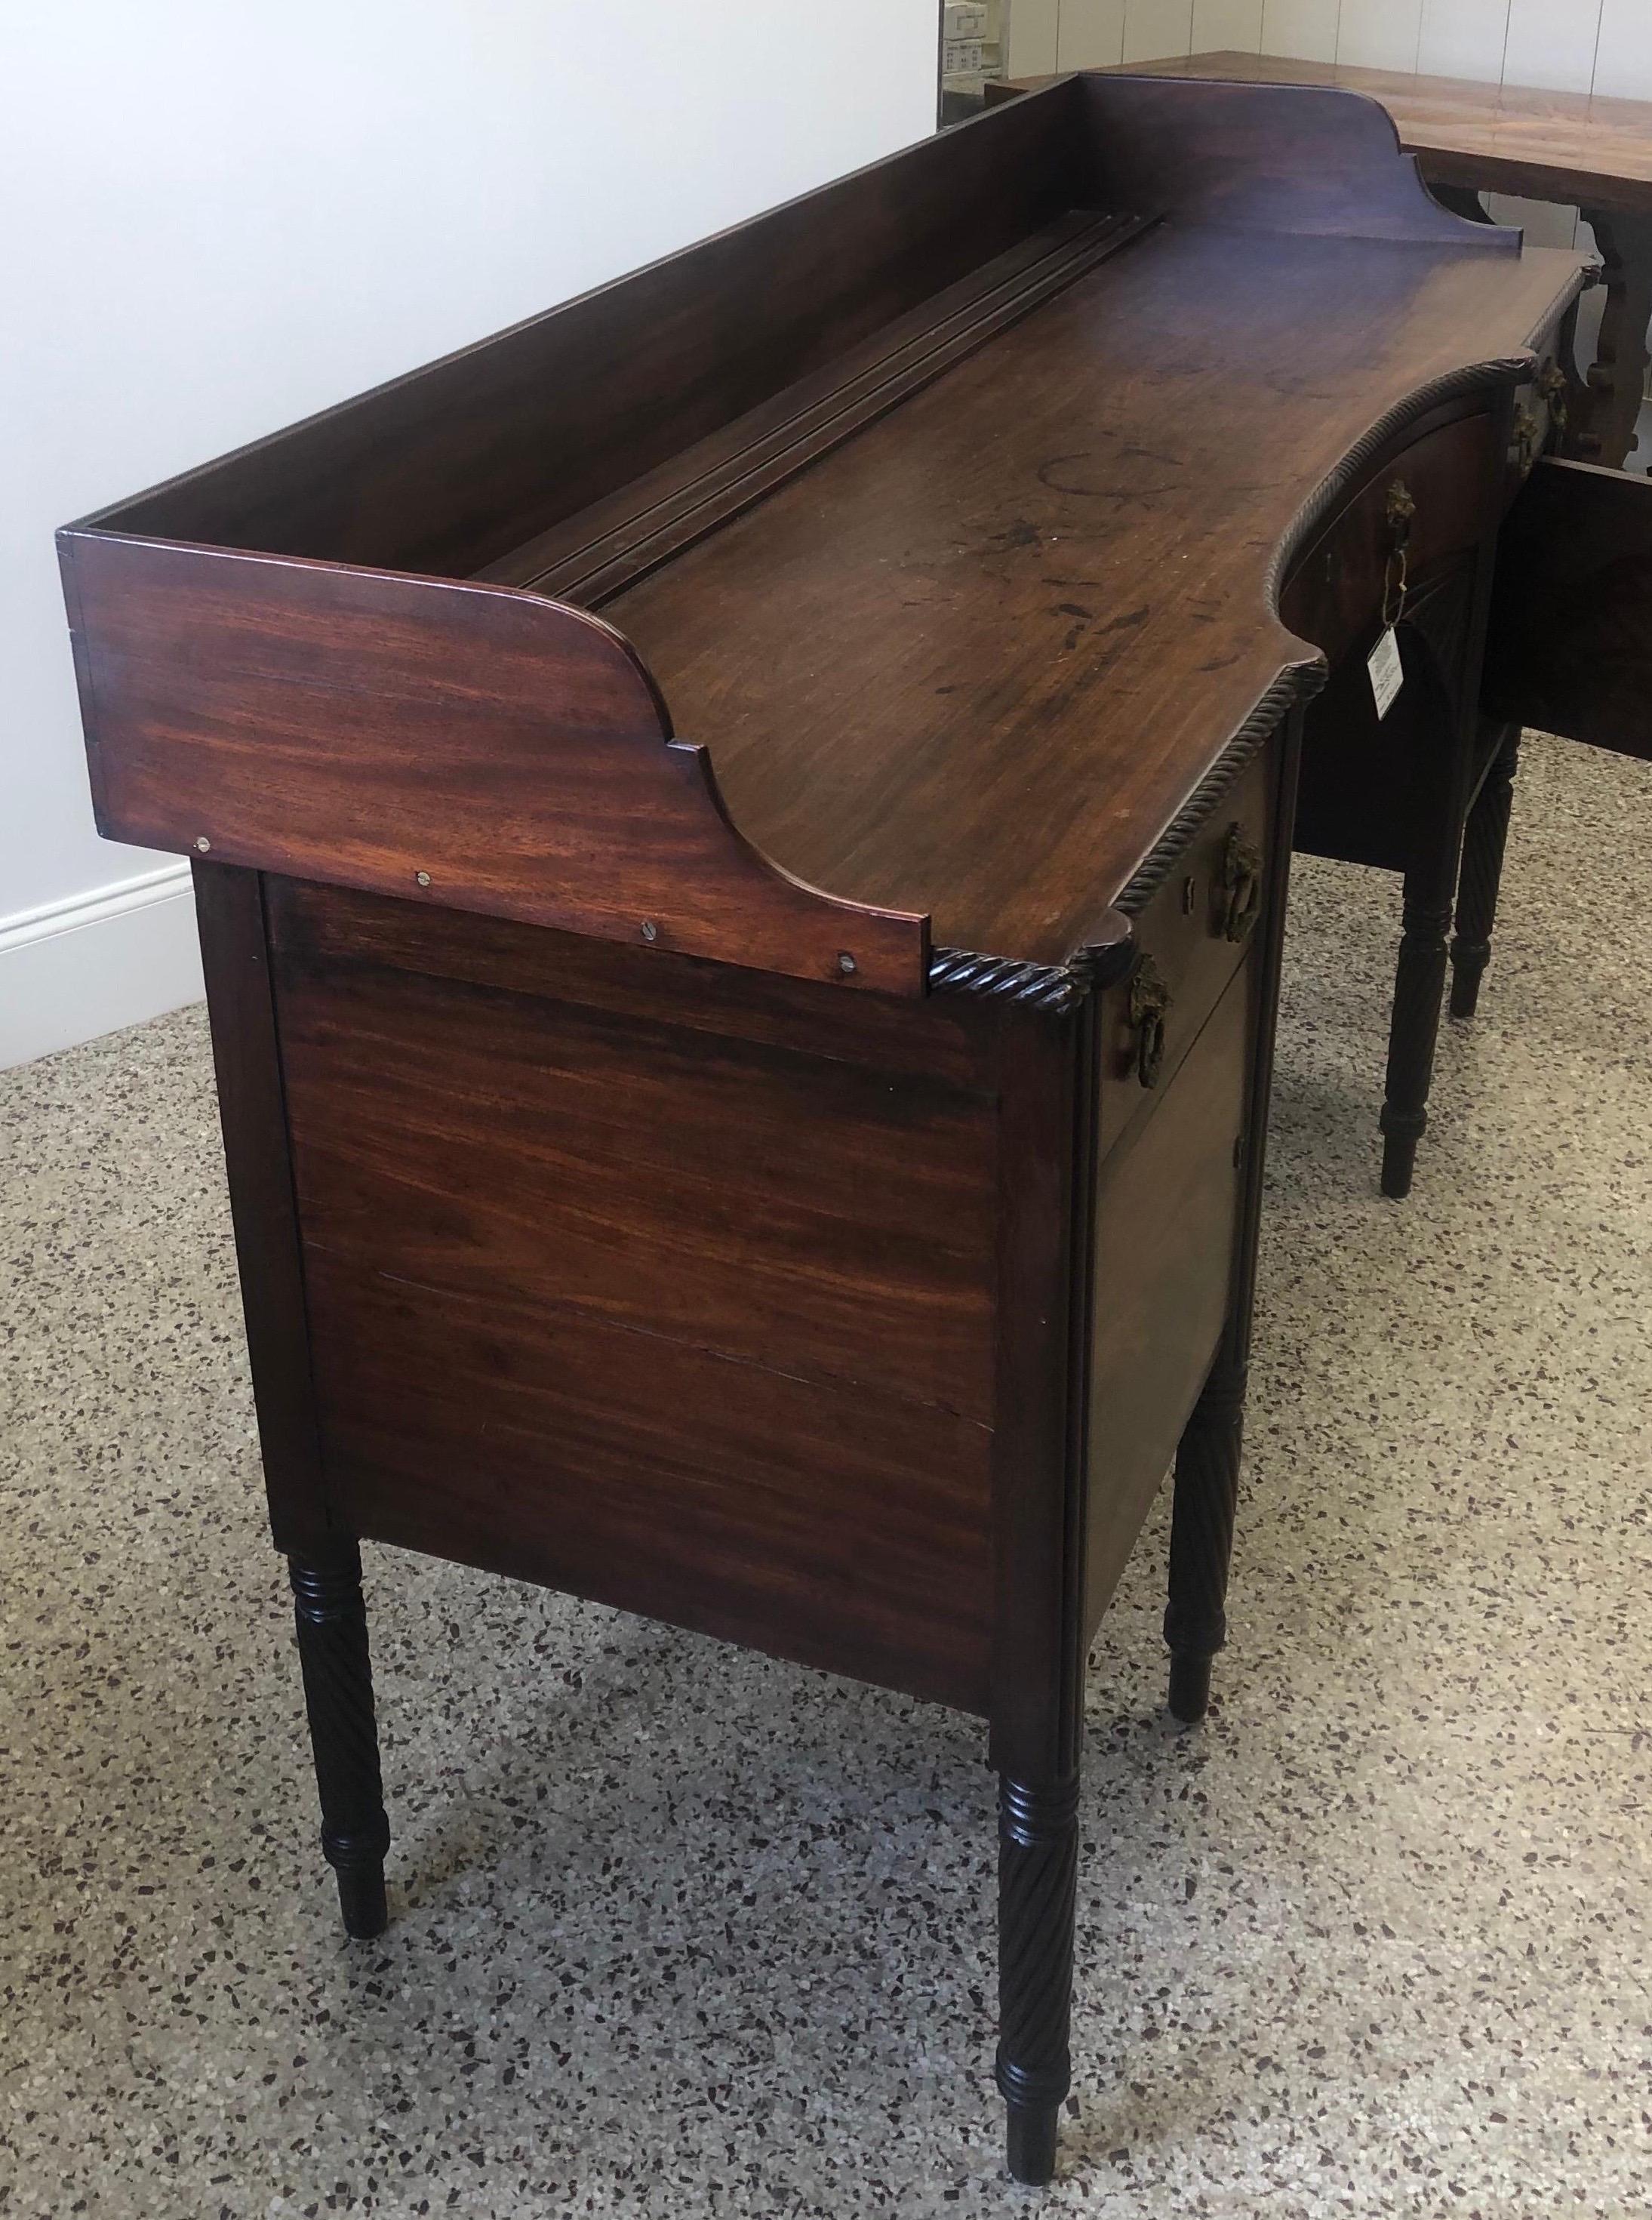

{"left": 3, "top": 732, "right": 1650, "bottom": 2220}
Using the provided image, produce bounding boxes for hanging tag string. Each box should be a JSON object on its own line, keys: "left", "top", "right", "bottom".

{"left": 1383, "top": 540, "right": 1409, "bottom": 630}
{"left": 1383, "top": 479, "right": 1415, "bottom": 632}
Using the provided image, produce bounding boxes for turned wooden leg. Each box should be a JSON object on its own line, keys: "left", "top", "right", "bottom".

{"left": 1450, "top": 727, "right": 1521, "bottom": 1021}
{"left": 1573, "top": 207, "right": 1652, "bottom": 471}
{"left": 995, "top": 1770, "right": 1078, "bottom": 2186}
{"left": 1164, "top": 1349, "right": 1247, "bottom": 1723}
{"left": 1378, "top": 867, "right": 1454, "bottom": 1200}
{"left": 289, "top": 1544, "right": 391, "bottom": 1939}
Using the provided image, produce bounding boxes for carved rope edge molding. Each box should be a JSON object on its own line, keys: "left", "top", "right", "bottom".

{"left": 1263, "top": 355, "right": 1533, "bottom": 608}
{"left": 929, "top": 666, "right": 1318, "bottom": 1012}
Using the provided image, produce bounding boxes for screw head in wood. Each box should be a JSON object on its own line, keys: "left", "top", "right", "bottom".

{"left": 194, "top": 836, "right": 211, "bottom": 852}
{"left": 414, "top": 870, "right": 432, "bottom": 888}
{"left": 837, "top": 952, "right": 857, "bottom": 975}
{"left": 641, "top": 920, "right": 658, "bottom": 943}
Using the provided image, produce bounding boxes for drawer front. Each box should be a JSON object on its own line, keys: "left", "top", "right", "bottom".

{"left": 1096, "top": 738, "right": 1275, "bottom": 1165}
{"left": 1083, "top": 954, "right": 1253, "bottom": 1637}
{"left": 1485, "top": 454, "right": 1652, "bottom": 762}
{"left": 1281, "top": 410, "right": 1498, "bottom": 662}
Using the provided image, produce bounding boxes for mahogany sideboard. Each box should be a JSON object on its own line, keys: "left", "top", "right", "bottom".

{"left": 57, "top": 74, "right": 1652, "bottom": 2184}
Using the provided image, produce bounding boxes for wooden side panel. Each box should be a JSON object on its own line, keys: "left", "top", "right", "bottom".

{"left": 269, "top": 899, "right": 998, "bottom": 1708}
{"left": 1080, "top": 74, "right": 1521, "bottom": 245}
{"left": 60, "top": 534, "right": 927, "bottom": 994}
{"left": 306, "top": 1258, "right": 992, "bottom": 1710}
{"left": 81, "top": 86, "right": 1087, "bottom": 580}
{"left": 1484, "top": 454, "right": 1652, "bottom": 759}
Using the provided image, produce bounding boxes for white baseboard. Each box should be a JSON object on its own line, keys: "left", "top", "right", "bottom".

{"left": 0, "top": 861, "right": 204, "bottom": 1069}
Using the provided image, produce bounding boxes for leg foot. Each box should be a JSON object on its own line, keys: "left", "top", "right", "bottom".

{"left": 1450, "top": 727, "right": 1521, "bottom": 1021}
{"left": 1167, "top": 1652, "right": 1214, "bottom": 1727}
{"left": 995, "top": 1772, "right": 1078, "bottom": 2186}
{"left": 1379, "top": 878, "right": 1454, "bottom": 1200}
{"left": 1164, "top": 1353, "right": 1247, "bottom": 1720}
{"left": 333, "top": 1859, "right": 389, "bottom": 1941}
{"left": 289, "top": 1545, "right": 391, "bottom": 1940}
{"left": 1005, "top": 2101, "right": 1060, "bottom": 2187}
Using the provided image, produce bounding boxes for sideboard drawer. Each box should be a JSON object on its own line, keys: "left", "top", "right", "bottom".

{"left": 1095, "top": 737, "right": 1275, "bottom": 1165}
{"left": 1280, "top": 409, "right": 1499, "bottom": 661}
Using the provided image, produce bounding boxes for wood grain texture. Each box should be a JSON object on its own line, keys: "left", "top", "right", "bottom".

{"left": 1046, "top": 48, "right": 1652, "bottom": 213}
{"left": 61, "top": 535, "right": 926, "bottom": 996}
{"left": 272, "top": 945, "right": 997, "bottom": 1418}
{"left": 63, "top": 80, "right": 1586, "bottom": 990}
{"left": 1083, "top": 954, "right": 1251, "bottom": 1637}
{"left": 268, "top": 877, "right": 983, "bottom": 1085}
{"left": 269, "top": 909, "right": 1000, "bottom": 1706}
{"left": 1075, "top": 71, "right": 1519, "bottom": 242}
{"left": 1278, "top": 406, "right": 1502, "bottom": 662}
{"left": 72, "top": 85, "right": 1087, "bottom": 580}
{"left": 312, "top": 1251, "right": 995, "bottom": 1709}
{"left": 608, "top": 206, "right": 1580, "bottom": 966}
{"left": 478, "top": 208, "right": 1154, "bottom": 609}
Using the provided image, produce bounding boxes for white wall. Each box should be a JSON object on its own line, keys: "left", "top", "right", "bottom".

{"left": 0, "top": 1, "right": 939, "bottom": 1067}
{"left": 1011, "top": 0, "right": 1652, "bottom": 92}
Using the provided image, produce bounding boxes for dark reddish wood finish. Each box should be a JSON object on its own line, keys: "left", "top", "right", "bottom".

{"left": 1074, "top": 72, "right": 1519, "bottom": 245}
{"left": 57, "top": 72, "right": 1648, "bottom": 2188}
{"left": 61, "top": 537, "right": 925, "bottom": 996}
{"left": 1084, "top": 959, "right": 1250, "bottom": 1632}
{"left": 85, "top": 84, "right": 1087, "bottom": 579}
{"left": 1001, "top": 48, "right": 1652, "bottom": 466}
{"left": 606, "top": 214, "right": 1578, "bottom": 966}
{"left": 267, "top": 906, "right": 998, "bottom": 1708}
{"left": 189, "top": 859, "right": 331, "bottom": 1557}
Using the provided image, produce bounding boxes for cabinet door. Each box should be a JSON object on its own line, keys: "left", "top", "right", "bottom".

{"left": 1484, "top": 456, "right": 1652, "bottom": 761}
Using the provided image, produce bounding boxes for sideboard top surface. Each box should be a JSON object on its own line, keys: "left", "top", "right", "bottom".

{"left": 601, "top": 220, "right": 1581, "bottom": 963}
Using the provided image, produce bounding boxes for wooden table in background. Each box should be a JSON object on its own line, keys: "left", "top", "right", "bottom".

{"left": 1047, "top": 50, "right": 1652, "bottom": 470}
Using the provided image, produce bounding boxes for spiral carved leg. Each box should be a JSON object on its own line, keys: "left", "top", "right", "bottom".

{"left": 995, "top": 1771, "right": 1078, "bottom": 2185}
{"left": 1379, "top": 879, "right": 1454, "bottom": 1200}
{"left": 1164, "top": 1354, "right": 1247, "bottom": 1723}
{"left": 1450, "top": 729, "right": 1521, "bottom": 1021}
{"left": 289, "top": 1547, "right": 391, "bottom": 1939}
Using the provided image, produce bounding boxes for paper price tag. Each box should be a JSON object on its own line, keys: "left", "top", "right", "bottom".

{"left": 1367, "top": 626, "right": 1404, "bottom": 719}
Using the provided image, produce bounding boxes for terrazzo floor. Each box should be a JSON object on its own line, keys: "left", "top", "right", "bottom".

{"left": 3, "top": 732, "right": 1650, "bottom": 2220}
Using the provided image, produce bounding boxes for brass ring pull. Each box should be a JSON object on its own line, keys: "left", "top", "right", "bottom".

{"left": 1537, "top": 362, "right": 1568, "bottom": 439}
{"left": 1513, "top": 400, "right": 1543, "bottom": 473}
{"left": 1219, "top": 824, "right": 1264, "bottom": 944}
{"left": 1129, "top": 956, "right": 1171, "bottom": 1089}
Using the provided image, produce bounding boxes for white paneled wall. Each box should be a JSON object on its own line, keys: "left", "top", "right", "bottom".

{"left": 1058, "top": 0, "right": 1127, "bottom": 69}
{"left": 1337, "top": 0, "right": 1424, "bottom": 72}
{"left": 1598, "top": 0, "right": 1652, "bottom": 102}
{"left": 1011, "top": 0, "right": 1652, "bottom": 95}
{"left": 1260, "top": 2, "right": 1339, "bottom": 63}
{"left": 1121, "top": 2, "right": 1193, "bottom": 68}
